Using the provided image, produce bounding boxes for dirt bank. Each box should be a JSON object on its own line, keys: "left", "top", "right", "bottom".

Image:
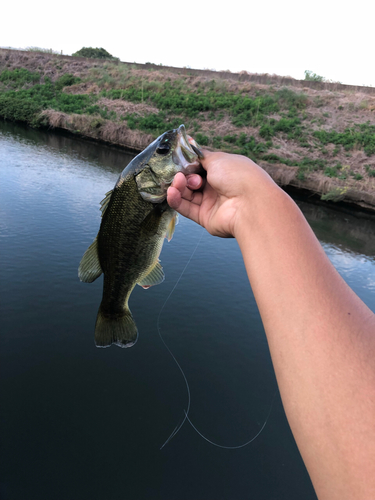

{"left": 1, "top": 48, "right": 374, "bottom": 213}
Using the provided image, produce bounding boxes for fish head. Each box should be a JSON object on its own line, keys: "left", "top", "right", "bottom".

{"left": 135, "top": 124, "right": 204, "bottom": 203}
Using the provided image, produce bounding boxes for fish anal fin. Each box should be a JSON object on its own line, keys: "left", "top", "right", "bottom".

{"left": 78, "top": 237, "right": 103, "bottom": 283}
{"left": 137, "top": 262, "right": 165, "bottom": 288}
{"left": 166, "top": 213, "right": 178, "bottom": 242}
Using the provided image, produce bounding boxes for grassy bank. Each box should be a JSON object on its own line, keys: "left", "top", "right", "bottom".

{"left": 1, "top": 48, "right": 375, "bottom": 210}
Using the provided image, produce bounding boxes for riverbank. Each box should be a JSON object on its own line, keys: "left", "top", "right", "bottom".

{"left": 1, "top": 48, "right": 375, "bottom": 212}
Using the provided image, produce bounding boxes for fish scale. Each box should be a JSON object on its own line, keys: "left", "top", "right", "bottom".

{"left": 98, "top": 179, "right": 174, "bottom": 317}
{"left": 78, "top": 125, "right": 203, "bottom": 348}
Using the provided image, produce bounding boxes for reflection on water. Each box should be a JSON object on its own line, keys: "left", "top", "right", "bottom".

{"left": 1, "top": 120, "right": 374, "bottom": 500}
{"left": 294, "top": 199, "right": 375, "bottom": 308}
{"left": 296, "top": 199, "right": 375, "bottom": 257}
{"left": 0, "top": 120, "right": 135, "bottom": 175}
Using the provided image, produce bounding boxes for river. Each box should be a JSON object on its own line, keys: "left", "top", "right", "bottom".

{"left": 1, "top": 120, "right": 374, "bottom": 500}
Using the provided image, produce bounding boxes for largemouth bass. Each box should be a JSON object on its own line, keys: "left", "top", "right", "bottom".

{"left": 78, "top": 125, "right": 203, "bottom": 348}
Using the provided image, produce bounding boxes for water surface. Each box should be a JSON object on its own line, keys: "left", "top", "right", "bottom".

{"left": 1, "top": 121, "right": 374, "bottom": 500}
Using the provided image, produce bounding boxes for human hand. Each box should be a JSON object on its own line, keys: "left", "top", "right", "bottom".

{"left": 167, "top": 151, "right": 274, "bottom": 238}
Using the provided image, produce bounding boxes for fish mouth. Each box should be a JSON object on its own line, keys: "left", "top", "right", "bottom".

{"left": 172, "top": 125, "right": 204, "bottom": 174}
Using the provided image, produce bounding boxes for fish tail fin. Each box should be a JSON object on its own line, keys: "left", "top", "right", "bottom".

{"left": 94, "top": 306, "right": 138, "bottom": 348}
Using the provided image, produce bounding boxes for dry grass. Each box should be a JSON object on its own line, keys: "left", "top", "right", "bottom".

{"left": 96, "top": 98, "right": 159, "bottom": 118}
{"left": 64, "top": 82, "right": 101, "bottom": 94}
{"left": 41, "top": 108, "right": 153, "bottom": 150}
{"left": 1, "top": 48, "right": 375, "bottom": 207}
{"left": 40, "top": 109, "right": 68, "bottom": 128}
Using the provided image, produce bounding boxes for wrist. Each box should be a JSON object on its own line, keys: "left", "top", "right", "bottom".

{"left": 232, "top": 168, "right": 286, "bottom": 241}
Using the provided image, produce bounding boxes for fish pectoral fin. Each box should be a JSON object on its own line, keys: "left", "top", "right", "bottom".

{"left": 137, "top": 262, "right": 165, "bottom": 288}
{"left": 165, "top": 212, "right": 178, "bottom": 242}
{"left": 78, "top": 237, "right": 103, "bottom": 283}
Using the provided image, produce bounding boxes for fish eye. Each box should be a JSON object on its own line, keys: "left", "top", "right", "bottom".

{"left": 156, "top": 142, "right": 170, "bottom": 155}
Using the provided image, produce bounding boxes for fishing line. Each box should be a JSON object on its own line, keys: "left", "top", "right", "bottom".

{"left": 157, "top": 227, "right": 204, "bottom": 449}
{"left": 157, "top": 227, "right": 275, "bottom": 450}
{"left": 184, "top": 391, "right": 276, "bottom": 449}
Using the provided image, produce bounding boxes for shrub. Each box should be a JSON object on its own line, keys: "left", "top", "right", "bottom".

{"left": 223, "top": 134, "right": 237, "bottom": 144}
{"left": 259, "top": 117, "right": 304, "bottom": 140}
{"left": 72, "top": 47, "right": 119, "bottom": 60}
{"left": 54, "top": 74, "right": 81, "bottom": 91}
{"left": 304, "top": 70, "right": 325, "bottom": 82}
{"left": 53, "top": 93, "right": 93, "bottom": 114}
{"left": 275, "top": 88, "right": 308, "bottom": 110}
{"left": 0, "top": 72, "right": 99, "bottom": 125}
{"left": 212, "top": 136, "right": 222, "bottom": 148}
{"left": 0, "top": 92, "right": 42, "bottom": 126}
{"left": 0, "top": 68, "right": 40, "bottom": 88}
{"left": 195, "top": 133, "right": 209, "bottom": 146}
{"left": 259, "top": 124, "right": 274, "bottom": 140}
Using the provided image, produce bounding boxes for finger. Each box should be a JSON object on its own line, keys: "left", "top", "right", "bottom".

{"left": 173, "top": 197, "right": 202, "bottom": 226}
{"left": 199, "top": 149, "right": 214, "bottom": 170}
{"left": 186, "top": 174, "right": 204, "bottom": 190}
{"left": 171, "top": 172, "right": 187, "bottom": 193}
{"left": 167, "top": 186, "right": 183, "bottom": 210}
{"left": 171, "top": 172, "right": 201, "bottom": 202}
{"left": 167, "top": 186, "right": 202, "bottom": 210}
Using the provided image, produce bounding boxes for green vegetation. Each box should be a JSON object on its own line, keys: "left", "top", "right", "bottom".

{"left": 365, "top": 165, "right": 375, "bottom": 177}
{"left": 0, "top": 52, "right": 374, "bottom": 202}
{"left": 304, "top": 70, "right": 325, "bottom": 82}
{"left": 259, "top": 117, "right": 304, "bottom": 141}
{"left": 0, "top": 69, "right": 95, "bottom": 126}
{"left": 104, "top": 85, "right": 280, "bottom": 122}
{"left": 125, "top": 112, "right": 181, "bottom": 135}
{"left": 100, "top": 83, "right": 311, "bottom": 149}
{"left": 314, "top": 124, "right": 375, "bottom": 156}
{"left": 321, "top": 187, "right": 348, "bottom": 202}
{"left": 72, "top": 47, "right": 119, "bottom": 60}
{"left": 0, "top": 68, "right": 40, "bottom": 87}
{"left": 26, "top": 47, "right": 60, "bottom": 54}
{"left": 324, "top": 163, "right": 343, "bottom": 178}
{"left": 54, "top": 73, "right": 81, "bottom": 91}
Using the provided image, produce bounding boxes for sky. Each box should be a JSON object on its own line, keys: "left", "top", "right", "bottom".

{"left": 2, "top": 0, "right": 374, "bottom": 87}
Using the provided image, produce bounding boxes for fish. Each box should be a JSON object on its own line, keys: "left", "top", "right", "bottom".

{"left": 78, "top": 124, "right": 203, "bottom": 348}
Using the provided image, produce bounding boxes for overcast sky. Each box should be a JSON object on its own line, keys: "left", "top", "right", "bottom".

{"left": 2, "top": 0, "right": 374, "bottom": 87}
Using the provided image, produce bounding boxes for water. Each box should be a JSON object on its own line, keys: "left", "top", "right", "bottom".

{"left": 1, "top": 121, "right": 374, "bottom": 500}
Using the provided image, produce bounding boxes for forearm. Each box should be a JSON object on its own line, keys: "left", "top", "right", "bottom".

{"left": 235, "top": 185, "right": 375, "bottom": 500}
{"left": 170, "top": 150, "right": 375, "bottom": 498}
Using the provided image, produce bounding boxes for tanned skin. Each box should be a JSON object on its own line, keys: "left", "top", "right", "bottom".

{"left": 167, "top": 151, "right": 375, "bottom": 500}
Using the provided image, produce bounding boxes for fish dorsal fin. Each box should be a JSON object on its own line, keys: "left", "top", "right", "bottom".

{"left": 78, "top": 237, "right": 103, "bottom": 283}
{"left": 137, "top": 262, "right": 165, "bottom": 289}
{"left": 100, "top": 189, "right": 113, "bottom": 217}
{"left": 166, "top": 213, "right": 178, "bottom": 242}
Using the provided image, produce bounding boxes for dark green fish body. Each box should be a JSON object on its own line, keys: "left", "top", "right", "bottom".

{"left": 95, "top": 176, "right": 175, "bottom": 347}
{"left": 79, "top": 125, "right": 202, "bottom": 348}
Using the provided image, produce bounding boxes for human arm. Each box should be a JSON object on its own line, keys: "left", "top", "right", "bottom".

{"left": 167, "top": 151, "right": 375, "bottom": 500}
